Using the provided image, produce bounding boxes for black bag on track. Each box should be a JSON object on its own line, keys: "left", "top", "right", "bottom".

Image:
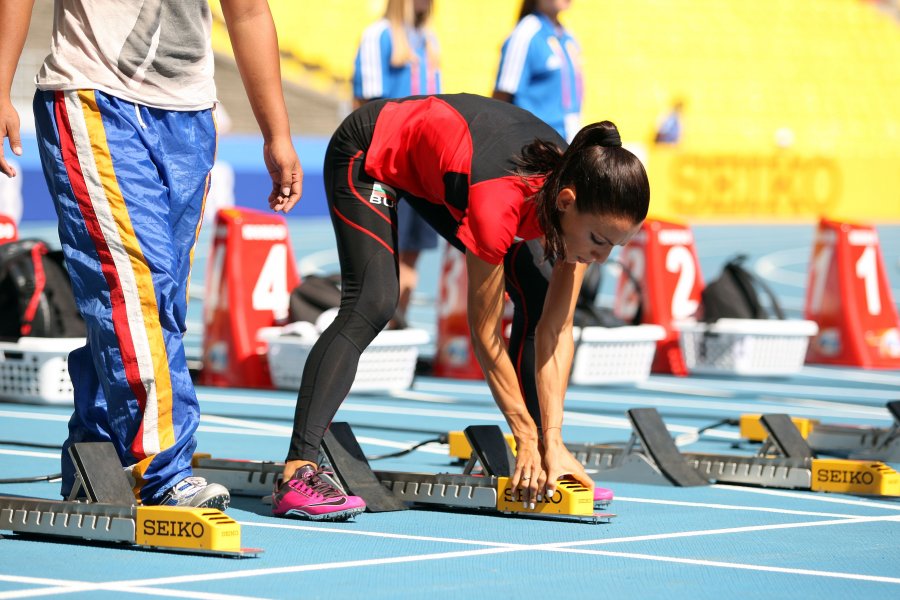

{"left": 0, "top": 239, "right": 86, "bottom": 340}
{"left": 287, "top": 274, "right": 343, "bottom": 324}
{"left": 701, "top": 255, "right": 785, "bottom": 322}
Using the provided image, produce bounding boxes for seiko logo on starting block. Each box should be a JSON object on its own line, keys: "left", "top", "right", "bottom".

{"left": 811, "top": 459, "right": 900, "bottom": 496}
{"left": 502, "top": 487, "right": 564, "bottom": 505}
{"left": 136, "top": 506, "right": 243, "bottom": 553}
{"left": 657, "top": 229, "right": 694, "bottom": 246}
{"left": 495, "top": 477, "right": 594, "bottom": 516}
{"left": 241, "top": 224, "right": 288, "bottom": 241}
{"left": 142, "top": 519, "right": 206, "bottom": 538}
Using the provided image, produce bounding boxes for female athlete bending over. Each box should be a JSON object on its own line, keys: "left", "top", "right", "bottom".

{"left": 273, "top": 93, "right": 649, "bottom": 521}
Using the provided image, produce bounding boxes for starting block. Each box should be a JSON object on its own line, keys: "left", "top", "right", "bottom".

{"left": 193, "top": 424, "right": 613, "bottom": 524}
{"left": 740, "top": 401, "right": 900, "bottom": 463}
{"left": 0, "top": 443, "right": 259, "bottom": 558}
{"left": 566, "top": 408, "right": 900, "bottom": 497}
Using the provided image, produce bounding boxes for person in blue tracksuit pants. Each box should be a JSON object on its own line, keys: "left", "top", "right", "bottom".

{"left": 0, "top": 0, "right": 303, "bottom": 508}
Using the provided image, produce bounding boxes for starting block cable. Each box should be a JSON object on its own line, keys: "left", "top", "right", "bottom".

{"left": 0, "top": 438, "right": 63, "bottom": 484}
{"left": 673, "top": 418, "right": 740, "bottom": 447}
{"left": 364, "top": 435, "right": 447, "bottom": 461}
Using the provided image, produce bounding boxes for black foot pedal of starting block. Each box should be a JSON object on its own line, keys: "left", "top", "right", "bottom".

{"left": 463, "top": 425, "right": 515, "bottom": 477}
{"left": 68, "top": 442, "right": 135, "bottom": 505}
{"left": 321, "top": 422, "right": 407, "bottom": 513}
{"left": 759, "top": 414, "right": 815, "bottom": 460}
{"left": 627, "top": 408, "right": 709, "bottom": 487}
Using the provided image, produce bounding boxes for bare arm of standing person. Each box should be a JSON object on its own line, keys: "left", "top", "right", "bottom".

{"left": 534, "top": 261, "right": 593, "bottom": 493}
{"left": 220, "top": 0, "right": 302, "bottom": 213}
{"left": 0, "top": 0, "right": 36, "bottom": 178}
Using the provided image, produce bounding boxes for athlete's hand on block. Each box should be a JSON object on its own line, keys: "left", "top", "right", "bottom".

{"left": 264, "top": 136, "right": 303, "bottom": 213}
{"left": 541, "top": 436, "right": 594, "bottom": 499}
{"left": 511, "top": 437, "right": 546, "bottom": 509}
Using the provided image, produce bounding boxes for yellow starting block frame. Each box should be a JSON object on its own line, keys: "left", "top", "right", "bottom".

{"left": 193, "top": 423, "right": 613, "bottom": 524}
{"left": 740, "top": 414, "right": 819, "bottom": 442}
{"left": 0, "top": 498, "right": 256, "bottom": 557}
{"left": 0, "top": 442, "right": 259, "bottom": 558}
{"left": 740, "top": 401, "right": 900, "bottom": 462}
{"left": 448, "top": 430, "right": 517, "bottom": 461}
{"left": 564, "top": 409, "right": 900, "bottom": 498}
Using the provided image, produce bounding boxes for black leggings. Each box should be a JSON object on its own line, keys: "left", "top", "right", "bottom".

{"left": 287, "top": 104, "right": 550, "bottom": 462}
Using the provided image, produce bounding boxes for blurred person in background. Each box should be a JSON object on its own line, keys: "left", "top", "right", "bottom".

{"left": 654, "top": 98, "right": 684, "bottom": 145}
{"left": 493, "top": 0, "right": 583, "bottom": 143}
{"left": 352, "top": 0, "right": 441, "bottom": 329}
{"left": 0, "top": 0, "right": 302, "bottom": 509}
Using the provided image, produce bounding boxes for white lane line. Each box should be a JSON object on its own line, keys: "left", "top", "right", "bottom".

{"left": 636, "top": 380, "right": 735, "bottom": 398}
{"left": 799, "top": 366, "right": 900, "bottom": 387}
{"left": 759, "top": 396, "right": 890, "bottom": 418}
{"left": 0, "top": 584, "right": 267, "bottom": 600}
{"left": 20, "top": 515, "right": 896, "bottom": 594}
{"left": 711, "top": 484, "right": 900, "bottom": 510}
{"left": 566, "top": 390, "right": 888, "bottom": 418}
{"left": 388, "top": 390, "right": 459, "bottom": 404}
{"left": 197, "top": 380, "right": 883, "bottom": 425}
{"left": 198, "top": 395, "right": 296, "bottom": 408}
{"left": 81, "top": 547, "right": 522, "bottom": 589}
{"left": 676, "top": 380, "right": 897, "bottom": 402}
{"left": 0, "top": 449, "right": 58, "bottom": 459}
{"left": 613, "top": 496, "right": 861, "bottom": 519}
{"left": 200, "top": 414, "right": 449, "bottom": 454}
{"left": 240, "top": 521, "right": 520, "bottom": 548}
{"left": 754, "top": 247, "right": 811, "bottom": 287}
{"left": 0, "top": 411, "right": 68, "bottom": 422}
{"left": 548, "top": 547, "right": 900, "bottom": 585}
{"left": 546, "top": 514, "right": 900, "bottom": 549}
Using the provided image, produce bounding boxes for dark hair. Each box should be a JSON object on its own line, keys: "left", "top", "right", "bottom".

{"left": 515, "top": 121, "right": 650, "bottom": 262}
{"left": 518, "top": 0, "right": 537, "bottom": 21}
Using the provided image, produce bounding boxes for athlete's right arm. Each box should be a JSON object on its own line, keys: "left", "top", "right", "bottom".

{"left": 220, "top": 0, "right": 302, "bottom": 213}
{"left": 0, "top": 0, "right": 35, "bottom": 178}
{"left": 465, "top": 250, "right": 545, "bottom": 506}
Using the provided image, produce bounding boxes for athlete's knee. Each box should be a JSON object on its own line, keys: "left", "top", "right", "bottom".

{"left": 356, "top": 253, "right": 401, "bottom": 329}
{"left": 353, "top": 285, "right": 399, "bottom": 332}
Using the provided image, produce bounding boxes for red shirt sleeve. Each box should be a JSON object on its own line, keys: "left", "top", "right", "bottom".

{"left": 456, "top": 177, "right": 528, "bottom": 265}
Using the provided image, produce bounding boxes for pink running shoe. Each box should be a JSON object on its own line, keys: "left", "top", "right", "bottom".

{"left": 593, "top": 486, "right": 614, "bottom": 510}
{"left": 272, "top": 465, "right": 366, "bottom": 521}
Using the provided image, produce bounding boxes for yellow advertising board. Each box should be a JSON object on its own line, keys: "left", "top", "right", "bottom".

{"left": 646, "top": 149, "right": 900, "bottom": 222}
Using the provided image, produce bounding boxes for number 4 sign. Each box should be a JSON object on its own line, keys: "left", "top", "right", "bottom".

{"left": 200, "top": 208, "right": 300, "bottom": 388}
{"left": 804, "top": 218, "right": 900, "bottom": 369}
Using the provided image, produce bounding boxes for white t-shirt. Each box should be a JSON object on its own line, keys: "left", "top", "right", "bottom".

{"left": 35, "top": 0, "right": 216, "bottom": 111}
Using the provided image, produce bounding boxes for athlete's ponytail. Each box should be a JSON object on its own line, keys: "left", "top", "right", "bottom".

{"left": 522, "top": 121, "right": 650, "bottom": 262}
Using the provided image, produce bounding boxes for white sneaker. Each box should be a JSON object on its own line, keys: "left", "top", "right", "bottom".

{"left": 156, "top": 476, "right": 230, "bottom": 510}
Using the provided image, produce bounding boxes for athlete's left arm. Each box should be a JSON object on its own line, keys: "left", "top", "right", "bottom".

{"left": 220, "top": 0, "right": 302, "bottom": 213}
{"left": 535, "top": 260, "right": 594, "bottom": 493}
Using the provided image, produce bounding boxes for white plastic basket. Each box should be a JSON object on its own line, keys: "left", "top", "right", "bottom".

{"left": 0, "top": 337, "right": 83, "bottom": 404}
{"left": 266, "top": 328, "right": 430, "bottom": 392}
{"left": 570, "top": 325, "right": 666, "bottom": 385}
{"left": 679, "top": 318, "right": 819, "bottom": 376}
